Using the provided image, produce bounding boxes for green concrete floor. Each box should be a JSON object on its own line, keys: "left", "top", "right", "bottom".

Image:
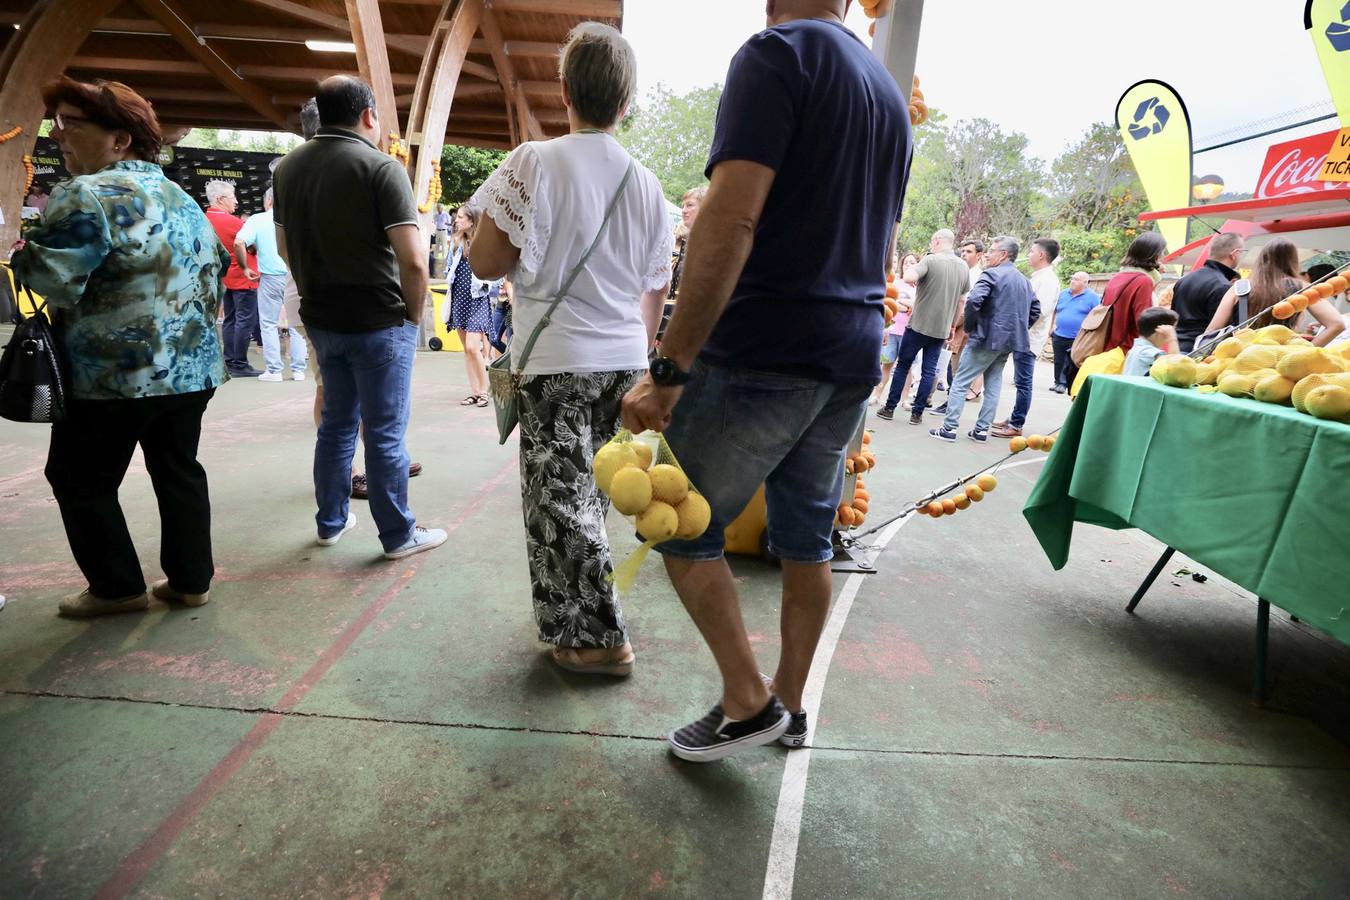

{"left": 1, "top": 351, "right": 1348, "bottom": 899}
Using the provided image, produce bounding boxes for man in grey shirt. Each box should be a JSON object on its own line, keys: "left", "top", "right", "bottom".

{"left": 274, "top": 76, "right": 445, "bottom": 561}
{"left": 878, "top": 228, "right": 969, "bottom": 425}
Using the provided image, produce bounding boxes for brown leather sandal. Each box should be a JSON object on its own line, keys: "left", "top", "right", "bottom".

{"left": 551, "top": 643, "right": 635, "bottom": 677}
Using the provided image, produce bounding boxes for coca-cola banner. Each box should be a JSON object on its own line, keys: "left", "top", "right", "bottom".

{"left": 1256, "top": 130, "right": 1347, "bottom": 198}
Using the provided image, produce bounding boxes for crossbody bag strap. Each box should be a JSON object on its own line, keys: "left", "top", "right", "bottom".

{"left": 511, "top": 158, "right": 636, "bottom": 374}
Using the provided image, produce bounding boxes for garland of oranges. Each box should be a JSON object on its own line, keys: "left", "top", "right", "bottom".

{"left": 386, "top": 131, "right": 410, "bottom": 167}
{"left": 836, "top": 431, "right": 878, "bottom": 529}
{"left": 883, "top": 272, "right": 902, "bottom": 326}
{"left": 1270, "top": 267, "right": 1350, "bottom": 320}
{"left": 418, "top": 159, "right": 442, "bottom": 214}
{"left": 22, "top": 153, "right": 35, "bottom": 197}
{"left": 0, "top": 125, "right": 23, "bottom": 144}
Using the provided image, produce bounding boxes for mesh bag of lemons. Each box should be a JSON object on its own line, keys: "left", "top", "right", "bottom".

{"left": 594, "top": 429, "right": 711, "bottom": 593}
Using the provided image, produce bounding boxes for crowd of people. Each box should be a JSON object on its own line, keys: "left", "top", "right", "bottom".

{"left": 8, "top": 0, "right": 1348, "bottom": 764}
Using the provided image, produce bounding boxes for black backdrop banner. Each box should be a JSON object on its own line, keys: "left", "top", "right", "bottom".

{"left": 30, "top": 137, "right": 280, "bottom": 217}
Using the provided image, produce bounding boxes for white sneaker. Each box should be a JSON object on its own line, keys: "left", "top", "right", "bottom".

{"left": 292, "top": 371, "right": 306, "bottom": 381}
{"left": 317, "top": 511, "right": 357, "bottom": 546}
{"left": 384, "top": 525, "right": 448, "bottom": 560}
{"left": 258, "top": 371, "right": 283, "bottom": 383}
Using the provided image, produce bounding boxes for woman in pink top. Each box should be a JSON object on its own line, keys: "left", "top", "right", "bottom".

{"left": 871, "top": 253, "right": 918, "bottom": 405}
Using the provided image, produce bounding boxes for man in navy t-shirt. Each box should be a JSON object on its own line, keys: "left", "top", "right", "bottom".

{"left": 623, "top": 0, "right": 910, "bottom": 763}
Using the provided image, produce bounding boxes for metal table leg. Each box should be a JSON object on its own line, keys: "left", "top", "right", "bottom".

{"left": 1126, "top": 547, "right": 1176, "bottom": 613}
{"left": 1253, "top": 598, "right": 1270, "bottom": 706}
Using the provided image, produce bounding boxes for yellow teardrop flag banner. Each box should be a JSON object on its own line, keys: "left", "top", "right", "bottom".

{"left": 1306, "top": 0, "right": 1350, "bottom": 125}
{"left": 1116, "top": 80, "right": 1193, "bottom": 256}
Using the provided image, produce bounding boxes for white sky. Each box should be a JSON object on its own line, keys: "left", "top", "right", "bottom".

{"left": 623, "top": 0, "right": 1337, "bottom": 192}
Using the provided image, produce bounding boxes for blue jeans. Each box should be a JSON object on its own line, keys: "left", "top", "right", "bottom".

{"left": 657, "top": 362, "right": 870, "bottom": 564}
{"left": 308, "top": 322, "right": 418, "bottom": 551}
{"left": 257, "top": 273, "right": 308, "bottom": 374}
{"left": 489, "top": 303, "right": 512, "bottom": 354}
{"left": 221, "top": 288, "right": 258, "bottom": 370}
{"left": 942, "top": 346, "right": 1009, "bottom": 434}
{"left": 1008, "top": 349, "right": 1036, "bottom": 429}
{"left": 883, "top": 330, "right": 945, "bottom": 412}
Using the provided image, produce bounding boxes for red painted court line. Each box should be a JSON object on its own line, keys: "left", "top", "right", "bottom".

{"left": 94, "top": 456, "right": 518, "bottom": 899}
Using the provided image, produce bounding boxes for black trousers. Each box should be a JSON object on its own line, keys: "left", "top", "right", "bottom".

{"left": 1051, "top": 334, "right": 1079, "bottom": 390}
{"left": 46, "top": 390, "right": 216, "bottom": 598}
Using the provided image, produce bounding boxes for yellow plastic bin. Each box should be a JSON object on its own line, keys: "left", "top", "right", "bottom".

{"left": 428, "top": 284, "right": 463, "bottom": 352}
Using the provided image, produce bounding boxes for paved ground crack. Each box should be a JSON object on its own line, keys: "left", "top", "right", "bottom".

{"left": 7, "top": 688, "right": 1347, "bottom": 771}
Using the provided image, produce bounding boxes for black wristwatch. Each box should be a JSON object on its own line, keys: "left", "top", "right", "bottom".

{"left": 650, "top": 356, "right": 691, "bottom": 386}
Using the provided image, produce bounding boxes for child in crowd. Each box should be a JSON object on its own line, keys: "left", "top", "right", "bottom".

{"left": 1123, "top": 307, "right": 1180, "bottom": 376}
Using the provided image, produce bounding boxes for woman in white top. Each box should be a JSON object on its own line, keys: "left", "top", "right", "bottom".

{"left": 469, "top": 23, "right": 671, "bottom": 677}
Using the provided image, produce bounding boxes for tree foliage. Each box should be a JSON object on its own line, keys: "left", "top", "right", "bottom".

{"left": 895, "top": 113, "right": 1042, "bottom": 254}
{"left": 177, "top": 128, "right": 300, "bottom": 154}
{"left": 439, "top": 144, "right": 507, "bottom": 205}
{"left": 618, "top": 84, "right": 721, "bottom": 202}
{"left": 1049, "top": 122, "right": 1146, "bottom": 233}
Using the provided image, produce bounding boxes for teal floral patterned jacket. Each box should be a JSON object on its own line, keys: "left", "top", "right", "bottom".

{"left": 13, "top": 160, "right": 228, "bottom": 400}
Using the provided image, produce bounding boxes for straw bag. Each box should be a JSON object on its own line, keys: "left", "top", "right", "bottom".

{"left": 488, "top": 159, "right": 635, "bottom": 444}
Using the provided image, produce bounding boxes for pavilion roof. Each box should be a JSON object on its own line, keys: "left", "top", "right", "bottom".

{"left": 0, "top": 0, "right": 623, "bottom": 149}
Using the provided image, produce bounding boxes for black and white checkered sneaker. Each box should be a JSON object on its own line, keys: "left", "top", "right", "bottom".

{"left": 668, "top": 698, "right": 791, "bottom": 762}
{"left": 778, "top": 711, "right": 809, "bottom": 748}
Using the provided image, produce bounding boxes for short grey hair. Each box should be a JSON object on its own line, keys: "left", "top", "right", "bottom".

{"left": 1071, "top": 271, "right": 1090, "bottom": 283}
{"left": 559, "top": 22, "right": 637, "bottom": 128}
{"left": 932, "top": 228, "right": 955, "bottom": 249}
{"left": 205, "top": 180, "right": 236, "bottom": 204}
{"left": 263, "top": 187, "right": 274, "bottom": 205}
{"left": 992, "top": 235, "right": 1020, "bottom": 261}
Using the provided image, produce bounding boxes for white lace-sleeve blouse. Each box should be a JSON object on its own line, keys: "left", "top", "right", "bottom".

{"left": 469, "top": 132, "right": 672, "bottom": 375}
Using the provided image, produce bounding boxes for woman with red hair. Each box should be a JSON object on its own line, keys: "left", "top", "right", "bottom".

{"left": 12, "top": 77, "right": 227, "bottom": 619}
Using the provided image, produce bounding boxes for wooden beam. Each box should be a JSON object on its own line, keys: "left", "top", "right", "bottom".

{"left": 0, "top": 0, "right": 125, "bottom": 250}
{"left": 444, "top": 135, "right": 513, "bottom": 151}
{"left": 469, "top": 39, "right": 560, "bottom": 59}
{"left": 479, "top": 6, "right": 544, "bottom": 142}
{"left": 237, "top": 65, "right": 419, "bottom": 87}
{"left": 409, "top": 0, "right": 483, "bottom": 224}
{"left": 346, "top": 0, "right": 400, "bottom": 140}
{"left": 490, "top": 0, "right": 621, "bottom": 15}
{"left": 69, "top": 55, "right": 208, "bottom": 76}
{"left": 236, "top": 0, "right": 423, "bottom": 56}
{"left": 133, "top": 0, "right": 291, "bottom": 129}
{"left": 140, "top": 87, "right": 244, "bottom": 105}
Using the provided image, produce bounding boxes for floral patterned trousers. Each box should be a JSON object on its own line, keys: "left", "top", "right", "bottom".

{"left": 517, "top": 369, "right": 643, "bottom": 649}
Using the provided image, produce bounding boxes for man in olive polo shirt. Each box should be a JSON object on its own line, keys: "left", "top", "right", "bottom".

{"left": 877, "top": 228, "right": 969, "bottom": 424}
{"left": 273, "top": 75, "right": 445, "bottom": 561}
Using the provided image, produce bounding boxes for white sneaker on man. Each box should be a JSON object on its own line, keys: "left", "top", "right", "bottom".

{"left": 384, "top": 526, "right": 448, "bottom": 560}
{"left": 292, "top": 371, "right": 306, "bottom": 381}
{"left": 317, "top": 511, "right": 357, "bottom": 546}
{"left": 258, "top": 371, "right": 283, "bottom": 383}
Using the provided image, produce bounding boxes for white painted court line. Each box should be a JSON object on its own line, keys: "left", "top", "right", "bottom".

{"left": 761, "top": 455, "right": 1046, "bottom": 900}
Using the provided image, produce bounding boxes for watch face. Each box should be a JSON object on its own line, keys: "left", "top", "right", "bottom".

{"left": 651, "top": 358, "right": 673, "bottom": 382}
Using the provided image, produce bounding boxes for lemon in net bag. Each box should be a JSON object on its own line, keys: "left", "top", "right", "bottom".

{"left": 595, "top": 429, "right": 710, "bottom": 593}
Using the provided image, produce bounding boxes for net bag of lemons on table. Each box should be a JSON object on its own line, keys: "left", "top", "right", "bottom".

{"left": 593, "top": 429, "right": 711, "bottom": 593}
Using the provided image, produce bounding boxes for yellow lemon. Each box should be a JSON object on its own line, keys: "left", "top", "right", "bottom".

{"left": 1304, "top": 385, "right": 1350, "bottom": 421}
{"left": 631, "top": 442, "right": 654, "bottom": 470}
{"left": 674, "top": 493, "right": 712, "bottom": 540}
{"left": 1231, "top": 346, "right": 1281, "bottom": 374}
{"left": 609, "top": 467, "right": 653, "bottom": 516}
{"left": 648, "top": 464, "right": 689, "bottom": 505}
{"left": 1213, "top": 337, "right": 1244, "bottom": 360}
{"left": 1276, "top": 348, "right": 1342, "bottom": 380}
{"left": 637, "top": 501, "right": 679, "bottom": 542}
{"left": 1149, "top": 354, "right": 1197, "bottom": 387}
{"left": 1253, "top": 372, "right": 1297, "bottom": 405}
{"left": 594, "top": 443, "right": 638, "bottom": 494}
{"left": 1255, "top": 324, "right": 1298, "bottom": 344}
{"left": 1217, "top": 373, "right": 1257, "bottom": 397}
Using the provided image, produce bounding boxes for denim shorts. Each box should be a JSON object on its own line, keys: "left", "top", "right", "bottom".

{"left": 880, "top": 331, "right": 904, "bottom": 365}
{"left": 656, "top": 361, "right": 870, "bottom": 564}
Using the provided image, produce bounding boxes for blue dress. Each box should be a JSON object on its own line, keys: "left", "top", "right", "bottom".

{"left": 449, "top": 255, "right": 492, "bottom": 334}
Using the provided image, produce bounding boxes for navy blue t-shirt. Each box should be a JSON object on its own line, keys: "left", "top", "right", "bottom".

{"left": 699, "top": 19, "right": 911, "bottom": 383}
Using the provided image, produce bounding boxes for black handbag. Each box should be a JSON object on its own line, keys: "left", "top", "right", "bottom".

{"left": 0, "top": 280, "right": 67, "bottom": 423}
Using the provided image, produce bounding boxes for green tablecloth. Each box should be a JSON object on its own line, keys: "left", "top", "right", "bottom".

{"left": 1024, "top": 375, "right": 1350, "bottom": 646}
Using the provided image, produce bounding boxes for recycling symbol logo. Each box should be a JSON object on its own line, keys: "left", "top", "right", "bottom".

{"left": 1327, "top": 1, "right": 1350, "bottom": 52}
{"left": 1127, "top": 97, "right": 1170, "bottom": 141}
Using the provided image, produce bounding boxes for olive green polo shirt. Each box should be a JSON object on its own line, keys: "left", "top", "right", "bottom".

{"left": 273, "top": 127, "right": 419, "bottom": 333}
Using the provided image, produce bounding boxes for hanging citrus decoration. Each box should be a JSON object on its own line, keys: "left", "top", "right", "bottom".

{"left": 418, "top": 159, "right": 442, "bottom": 214}
{"left": 386, "top": 131, "right": 410, "bottom": 167}
{"left": 909, "top": 77, "right": 928, "bottom": 127}
{"left": 0, "top": 125, "right": 23, "bottom": 144}
{"left": 22, "top": 153, "right": 35, "bottom": 197}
